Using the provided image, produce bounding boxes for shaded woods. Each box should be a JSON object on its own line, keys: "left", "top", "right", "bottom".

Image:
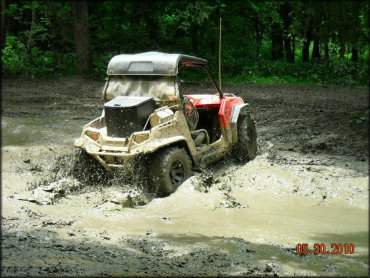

{"left": 1, "top": 0, "right": 369, "bottom": 86}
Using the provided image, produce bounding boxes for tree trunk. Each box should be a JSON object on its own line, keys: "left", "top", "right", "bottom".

{"left": 210, "top": 5, "right": 220, "bottom": 57}
{"left": 339, "top": 39, "right": 345, "bottom": 59}
{"left": 52, "top": 24, "right": 58, "bottom": 70}
{"left": 26, "top": 8, "right": 37, "bottom": 63}
{"left": 271, "top": 23, "right": 283, "bottom": 60}
{"left": 144, "top": 1, "right": 158, "bottom": 49}
{"left": 352, "top": 48, "right": 358, "bottom": 62}
{"left": 71, "top": 0, "right": 93, "bottom": 73}
{"left": 311, "top": 39, "right": 320, "bottom": 59}
{"left": 146, "top": 14, "right": 158, "bottom": 48}
{"left": 191, "top": 25, "right": 198, "bottom": 53}
{"left": 279, "top": 3, "right": 293, "bottom": 62}
{"left": 351, "top": 2, "right": 360, "bottom": 63}
{"left": 292, "top": 35, "right": 296, "bottom": 62}
{"left": 129, "top": 3, "right": 142, "bottom": 52}
{"left": 48, "top": 2, "right": 58, "bottom": 71}
{"left": 302, "top": 22, "right": 312, "bottom": 62}
{"left": 255, "top": 17, "right": 263, "bottom": 59}
{"left": 284, "top": 38, "right": 294, "bottom": 62}
{"left": 1, "top": 0, "right": 6, "bottom": 49}
{"left": 116, "top": 1, "right": 125, "bottom": 53}
{"left": 210, "top": 41, "right": 216, "bottom": 56}
{"left": 324, "top": 41, "right": 329, "bottom": 60}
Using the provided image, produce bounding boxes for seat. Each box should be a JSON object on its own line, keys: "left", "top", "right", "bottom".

{"left": 191, "top": 129, "right": 210, "bottom": 146}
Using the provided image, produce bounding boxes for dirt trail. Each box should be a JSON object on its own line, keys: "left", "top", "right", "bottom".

{"left": 1, "top": 76, "right": 369, "bottom": 276}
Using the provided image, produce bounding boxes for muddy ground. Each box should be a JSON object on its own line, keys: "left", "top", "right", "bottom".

{"left": 1, "top": 76, "right": 369, "bottom": 276}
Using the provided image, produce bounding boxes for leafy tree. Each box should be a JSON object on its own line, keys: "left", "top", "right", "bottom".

{"left": 1, "top": 0, "right": 368, "bottom": 86}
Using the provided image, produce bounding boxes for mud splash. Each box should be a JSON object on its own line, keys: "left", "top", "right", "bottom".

{"left": 15, "top": 149, "right": 156, "bottom": 208}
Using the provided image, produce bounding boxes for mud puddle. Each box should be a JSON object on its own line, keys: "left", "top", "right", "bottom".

{"left": 1, "top": 77, "right": 368, "bottom": 276}
{"left": 2, "top": 145, "right": 368, "bottom": 276}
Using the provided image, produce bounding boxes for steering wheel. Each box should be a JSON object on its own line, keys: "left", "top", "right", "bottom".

{"left": 183, "top": 97, "right": 199, "bottom": 130}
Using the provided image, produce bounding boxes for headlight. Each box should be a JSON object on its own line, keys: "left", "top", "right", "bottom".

{"left": 86, "top": 131, "right": 99, "bottom": 141}
{"left": 134, "top": 133, "right": 149, "bottom": 144}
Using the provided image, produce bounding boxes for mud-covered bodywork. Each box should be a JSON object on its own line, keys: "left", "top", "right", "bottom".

{"left": 74, "top": 98, "right": 242, "bottom": 171}
{"left": 75, "top": 106, "right": 196, "bottom": 171}
{"left": 74, "top": 51, "right": 257, "bottom": 191}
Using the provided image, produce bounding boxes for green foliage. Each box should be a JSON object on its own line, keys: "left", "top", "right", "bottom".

{"left": 2, "top": 36, "right": 29, "bottom": 74}
{"left": 1, "top": 0, "right": 369, "bottom": 87}
{"left": 239, "top": 59, "right": 368, "bottom": 86}
{"left": 164, "top": 1, "right": 217, "bottom": 31}
{"left": 90, "top": 52, "right": 116, "bottom": 77}
{"left": 2, "top": 35, "right": 76, "bottom": 76}
{"left": 2, "top": 35, "right": 54, "bottom": 75}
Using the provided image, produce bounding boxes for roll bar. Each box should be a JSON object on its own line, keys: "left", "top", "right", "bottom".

{"left": 179, "top": 62, "right": 224, "bottom": 99}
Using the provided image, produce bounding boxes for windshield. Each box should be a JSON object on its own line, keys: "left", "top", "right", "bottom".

{"left": 103, "top": 75, "right": 179, "bottom": 102}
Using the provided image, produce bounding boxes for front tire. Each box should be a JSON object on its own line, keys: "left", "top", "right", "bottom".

{"left": 72, "top": 149, "right": 109, "bottom": 184}
{"left": 234, "top": 112, "right": 257, "bottom": 161}
{"left": 149, "top": 147, "right": 192, "bottom": 196}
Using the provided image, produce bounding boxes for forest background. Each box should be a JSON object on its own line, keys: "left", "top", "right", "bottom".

{"left": 1, "top": 0, "right": 369, "bottom": 87}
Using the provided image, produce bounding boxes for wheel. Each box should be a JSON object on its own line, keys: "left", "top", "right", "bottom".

{"left": 149, "top": 147, "right": 192, "bottom": 196}
{"left": 72, "top": 149, "right": 109, "bottom": 184}
{"left": 233, "top": 112, "right": 257, "bottom": 161}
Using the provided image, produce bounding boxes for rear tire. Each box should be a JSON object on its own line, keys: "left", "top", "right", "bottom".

{"left": 233, "top": 112, "right": 257, "bottom": 161}
{"left": 149, "top": 147, "right": 192, "bottom": 196}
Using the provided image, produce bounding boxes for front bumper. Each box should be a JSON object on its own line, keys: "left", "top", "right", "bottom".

{"left": 74, "top": 136, "right": 144, "bottom": 172}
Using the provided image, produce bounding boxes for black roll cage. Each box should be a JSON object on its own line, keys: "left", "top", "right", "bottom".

{"left": 179, "top": 62, "right": 224, "bottom": 99}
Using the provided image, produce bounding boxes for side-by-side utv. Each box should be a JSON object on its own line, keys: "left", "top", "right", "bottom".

{"left": 74, "top": 51, "right": 257, "bottom": 195}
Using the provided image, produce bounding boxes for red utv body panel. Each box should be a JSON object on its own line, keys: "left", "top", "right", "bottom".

{"left": 218, "top": 96, "right": 244, "bottom": 129}
{"left": 185, "top": 94, "right": 244, "bottom": 130}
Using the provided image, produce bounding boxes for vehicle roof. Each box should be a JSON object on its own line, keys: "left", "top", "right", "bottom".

{"left": 107, "top": 51, "right": 207, "bottom": 76}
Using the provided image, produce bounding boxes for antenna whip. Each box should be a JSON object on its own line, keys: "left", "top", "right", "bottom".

{"left": 219, "top": 17, "right": 222, "bottom": 90}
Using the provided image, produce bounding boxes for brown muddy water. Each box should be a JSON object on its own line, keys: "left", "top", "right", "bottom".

{"left": 1, "top": 76, "right": 369, "bottom": 276}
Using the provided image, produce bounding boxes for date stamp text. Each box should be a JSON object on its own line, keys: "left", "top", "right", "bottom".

{"left": 296, "top": 243, "right": 355, "bottom": 255}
